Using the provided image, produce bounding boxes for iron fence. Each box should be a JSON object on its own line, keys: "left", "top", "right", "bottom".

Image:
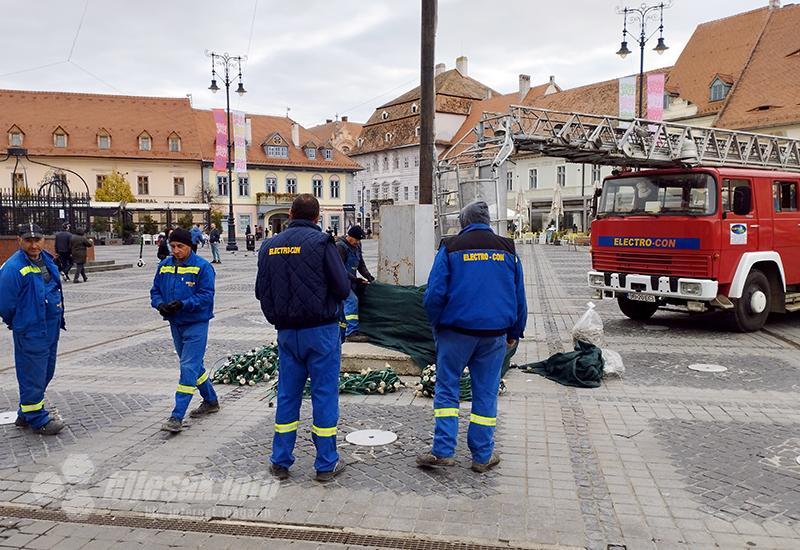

{"left": 0, "top": 188, "right": 91, "bottom": 235}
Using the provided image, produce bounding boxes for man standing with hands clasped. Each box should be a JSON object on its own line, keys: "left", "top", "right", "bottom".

{"left": 418, "top": 201, "right": 527, "bottom": 473}
{"left": 150, "top": 227, "right": 219, "bottom": 433}
{"left": 256, "top": 194, "right": 350, "bottom": 482}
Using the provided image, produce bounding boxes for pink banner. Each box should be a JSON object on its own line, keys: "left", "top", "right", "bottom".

{"left": 212, "top": 109, "right": 227, "bottom": 171}
{"left": 232, "top": 110, "right": 247, "bottom": 173}
{"left": 647, "top": 73, "right": 665, "bottom": 122}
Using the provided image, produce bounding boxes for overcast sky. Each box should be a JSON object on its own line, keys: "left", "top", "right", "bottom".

{"left": 0, "top": 0, "right": 768, "bottom": 128}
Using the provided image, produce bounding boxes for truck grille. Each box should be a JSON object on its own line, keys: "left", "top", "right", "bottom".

{"left": 592, "top": 250, "right": 712, "bottom": 278}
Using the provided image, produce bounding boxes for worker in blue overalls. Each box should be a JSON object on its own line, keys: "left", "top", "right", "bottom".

{"left": 150, "top": 227, "right": 219, "bottom": 433}
{"left": 335, "top": 225, "right": 374, "bottom": 342}
{"left": 0, "top": 223, "right": 66, "bottom": 435}
{"left": 419, "top": 201, "right": 527, "bottom": 473}
{"left": 256, "top": 194, "right": 350, "bottom": 482}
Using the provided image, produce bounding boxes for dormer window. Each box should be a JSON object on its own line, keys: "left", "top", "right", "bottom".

{"left": 381, "top": 111, "right": 389, "bottom": 120}
{"left": 305, "top": 147, "right": 317, "bottom": 160}
{"left": 415, "top": 126, "right": 421, "bottom": 137}
{"left": 97, "top": 130, "right": 111, "bottom": 150}
{"left": 138, "top": 132, "right": 152, "bottom": 151}
{"left": 411, "top": 103, "right": 419, "bottom": 114}
{"left": 357, "top": 138, "right": 364, "bottom": 147}
{"left": 385, "top": 132, "right": 393, "bottom": 142}
{"left": 8, "top": 126, "right": 23, "bottom": 147}
{"left": 53, "top": 127, "right": 68, "bottom": 148}
{"left": 709, "top": 77, "right": 732, "bottom": 102}
{"left": 168, "top": 133, "right": 181, "bottom": 152}
{"left": 322, "top": 148, "right": 333, "bottom": 160}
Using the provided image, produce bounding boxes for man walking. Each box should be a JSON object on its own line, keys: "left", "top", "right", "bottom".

{"left": 190, "top": 224, "right": 203, "bottom": 253}
{"left": 335, "top": 225, "right": 374, "bottom": 342}
{"left": 418, "top": 201, "right": 527, "bottom": 473}
{"left": 54, "top": 223, "right": 72, "bottom": 281}
{"left": 0, "top": 224, "right": 66, "bottom": 435}
{"left": 255, "top": 194, "right": 350, "bottom": 482}
{"left": 208, "top": 223, "right": 222, "bottom": 264}
{"left": 69, "top": 228, "right": 93, "bottom": 284}
{"left": 150, "top": 227, "right": 219, "bottom": 433}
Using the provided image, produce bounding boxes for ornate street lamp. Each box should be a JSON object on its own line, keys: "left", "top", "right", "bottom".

{"left": 616, "top": 2, "right": 671, "bottom": 118}
{"left": 207, "top": 51, "right": 246, "bottom": 251}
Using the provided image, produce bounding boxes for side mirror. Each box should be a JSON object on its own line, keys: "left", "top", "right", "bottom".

{"left": 732, "top": 187, "right": 752, "bottom": 216}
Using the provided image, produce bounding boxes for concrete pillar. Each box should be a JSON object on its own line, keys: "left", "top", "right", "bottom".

{"left": 377, "top": 204, "right": 435, "bottom": 286}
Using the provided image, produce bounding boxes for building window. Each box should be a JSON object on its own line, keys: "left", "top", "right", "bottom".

{"left": 393, "top": 183, "right": 399, "bottom": 201}
{"left": 383, "top": 156, "right": 389, "bottom": 170}
{"left": 169, "top": 135, "right": 181, "bottom": 152}
{"left": 238, "top": 176, "right": 250, "bottom": 197}
{"left": 323, "top": 148, "right": 333, "bottom": 160}
{"left": 411, "top": 103, "right": 419, "bottom": 113}
{"left": 330, "top": 176, "right": 340, "bottom": 199}
{"left": 506, "top": 171, "right": 514, "bottom": 192}
{"left": 330, "top": 215, "right": 340, "bottom": 234}
{"left": 591, "top": 164, "right": 601, "bottom": 184}
{"left": 414, "top": 185, "right": 419, "bottom": 200}
{"left": 404, "top": 186, "right": 409, "bottom": 200}
{"left": 305, "top": 147, "right": 317, "bottom": 159}
{"left": 357, "top": 189, "right": 362, "bottom": 204}
{"left": 357, "top": 138, "right": 364, "bottom": 147}
{"left": 9, "top": 131, "right": 22, "bottom": 147}
{"left": 529, "top": 168, "right": 538, "bottom": 189}
{"left": 384, "top": 132, "right": 392, "bottom": 142}
{"left": 415, "top": 126, "right": 420, "bottom": 137}
{"left": 414, "top": 156, "right": 419, "bottom": 167}
{"left": 217, "top": 175, "right": 228, "bottom": 196}
{"left": 138, "top": 134, "right": 151, "bottom": 151}
{"left": 266, "top": 145, "right": 289, "bottom": 158}
{"left": 137, "top": 176, "right": 149, "bottom": 195}
{"left": 404, "top": 157, "right": 409, "bottom": 168}
{"left": 382, "top": 183, "right": 389, "bottom": 199}
{"left": 341, "top": 146, "right": 350, "bottom": 154}
{"left": 265, "top": 176, "right": 277, "bottom": 193}
{"left": 393, "top": 156, "right": 400, "bottom": 169}
{"left": 557, "top": 165, "right": 566, "bottom": 187}
{"left": 54, "top": 131, "right": 67, "bottom": 148}
{"left": 373, "top": 158, "right": 379, "bottom": 171}
{"left": 96, "top": 174, "right": 106, "bottom": 189}
{"left": 774, "top": 181, "right": 798, "bottom": 212}
{"left": 312, "top": 176, "right": 323, "bottom": 198}
{"left": 381, "top": 111, "right": 389, "bottom": 120}
{"left": 97, "top": 133, "right": 111, "bottom": 149}
{"left": 710, "top": 79, "right": 731, "bottom": 102}
{"left": 365, "top": 189, "right": 371, "bottom": 201}
{"left": 286, "top": 176, "right": 297, "bottom": 194}
{"left": 172, "top": 177, "right": 185, "bottom": 196}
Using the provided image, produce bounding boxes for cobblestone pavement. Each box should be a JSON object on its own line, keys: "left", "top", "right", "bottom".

{"left": 1, "top": 240, "right": 799, "bottom": 549}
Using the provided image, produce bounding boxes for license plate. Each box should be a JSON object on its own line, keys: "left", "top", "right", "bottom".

{"left": 627, "top": 293, "right": 656, "bottom": 303}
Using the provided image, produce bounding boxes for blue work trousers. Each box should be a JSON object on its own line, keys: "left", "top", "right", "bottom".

{"left": 170, "top": 321, "right": 218, "bottom": 420}
{"left": 342, "top": 290, "right": 359, "bottom": 336}
{"left": 432, "top": 330, "right": 506, "bottom": 464}
{"left": 14, "top": 315, "right": 61, "bottom": 429}
{"left": 271, "top": 322, "right": 341, "bottom": 473}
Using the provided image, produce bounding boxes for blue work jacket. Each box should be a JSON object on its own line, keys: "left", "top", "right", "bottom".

{"left": 150, "top": 252, "right": 215, "bottom": 326}
{"left": 0, "top": 249, "right": 65, "bottom": 334}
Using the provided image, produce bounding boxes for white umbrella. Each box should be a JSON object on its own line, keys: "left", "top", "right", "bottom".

{"left": 547, "top": 184, "right": 563, "bottom": 231}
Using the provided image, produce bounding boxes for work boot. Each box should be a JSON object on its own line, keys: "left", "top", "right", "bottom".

{"left": 189, "top": 400, "right": 220, "bottom": 418}
{"left": 470, "top": 453, "right": 501, "bottom": 473}
{"left": 160, "top": 417, "right": 183, "bottom": 433}
{"left": 315, "top": 461, "right": 346, "bottom": 482}
{"left": 345, "top": 332, "right": 369, "bottom": 343}
{"left": 269, "top": 464, "right": 290, "bottom": 480}
{"left": 34, "top": 418, "right": 65, "bottom": 436}
{"left": 415, "top": 452, "right": 455, "bottom": 468}
{"left": 14, "top": 416, "right": 28, "bottom": 429}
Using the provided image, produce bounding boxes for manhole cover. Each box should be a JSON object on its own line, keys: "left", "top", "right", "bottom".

{"left": 346, "top": 429, "right": 397, "bottom": 446}
{"left": 643, "top": 325, "right": 669, "bottom": 331}
{"left": 688, "top": 363, "right": 728, "bottom": 373}
{"left": 0, "top": 411, "right": 17, "bottom": 425}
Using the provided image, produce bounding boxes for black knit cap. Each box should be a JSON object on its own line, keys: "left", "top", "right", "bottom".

{"left": 347, "top": 225, "right": 366, "bottom": 240}
{"left": 18, "top": 223, "right": 44, "bottom": 239}
{"left": 168, "top": 227, "right": 193, "bottom": 247}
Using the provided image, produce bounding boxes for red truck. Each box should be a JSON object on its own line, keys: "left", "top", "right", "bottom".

{"left": 588, "top": 166, "right": 800, "bottom": 331}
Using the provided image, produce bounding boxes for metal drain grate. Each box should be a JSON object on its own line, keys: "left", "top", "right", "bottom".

{"left": 0, "top": 505, "right": 535, "bottom": 550}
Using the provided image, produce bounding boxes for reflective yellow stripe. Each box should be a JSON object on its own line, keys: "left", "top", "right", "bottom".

{"left": 338, "top": 322, "right": 347, "bottom": 328}
{"left": 160, "top": 265, "right": 176, "bottom": 274}
{"left": 345, "top": 315, "right": 359, "bottom": 320}
{"left": 19, "top": 266, "right": 42, "bottom": 276}
{"left": 176, "top": 384, "right": 196, "bottom": 395}
{"left": 274, "top": 421, "right": 299, "bottom": 433}
{"left": 20, "top": 400, "right": 44, "bottom": 412}
{"left": 311, "top": 425, "right": 337, "bottom": 437}
{"left": 469, "top": 413, "right": 497, "bottom": 427}
{"left": 196, "top": 371, "right": 209, "bottom": 385}
{"left": 434, "top": 407, "right": 459, "bottom": 418}
{"left": 177, "top": 266, "right": 200, "bottom": 275}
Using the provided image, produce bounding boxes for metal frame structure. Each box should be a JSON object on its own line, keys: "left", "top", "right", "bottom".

{"left": 435, "top": 106, "right": 800, "bottom": 236}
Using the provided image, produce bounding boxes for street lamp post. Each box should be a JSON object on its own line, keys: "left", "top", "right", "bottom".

{"left": 616, "top": 2, "right": 671, "bottom": 118}
{"left": 208, "top": 51, "right": 247, "bottom": 251}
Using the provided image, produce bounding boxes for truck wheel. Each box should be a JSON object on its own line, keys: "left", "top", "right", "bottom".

{"left": 731, "top": 269, "right": 771, "bottom": 332}
{"left": 617, "top": 294, "right": 659, "bottom": 321}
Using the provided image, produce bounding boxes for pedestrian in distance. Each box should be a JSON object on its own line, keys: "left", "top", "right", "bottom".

{"left": 54, "top": 223, "right": 73, "bottom": 281}
{"left": 255, "top": 194, "right": 350, "bottom": 482}
{"left": 418, "top": 201, "right": 527, "bottom": 473}
{"left": 208, "top": 223, "right": 222, "bottom": 264}
{"left": 69, "top": 228, "right": 93, "bottom": 284}
{"left": 150, "top": 228, "right": 220, "bottom": 433}
{"left": 246, "top": 224, "right": 252, "bottom": 236}
{"left": 189, "top": 224, "right": 203, "bottom": 253}
{"left": 336, "top": 225, "right": 374, "bottom": 343}
{"left": 156, "top": 230, "right": 169, "bottom": 261}
{"left": 0, "top": 223, "right": 67, "bottom": 435}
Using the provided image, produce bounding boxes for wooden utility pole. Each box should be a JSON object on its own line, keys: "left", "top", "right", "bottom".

{"left": 419, "top": 0, "right": 437, "bottom": 205}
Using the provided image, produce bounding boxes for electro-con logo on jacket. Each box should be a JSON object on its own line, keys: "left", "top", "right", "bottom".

{"left": 598, "top": 236, "right": 701, "bottom": 250}
{"left": 462, "top": 252, "right": 505, "bottom": 262}
{"left": 269, "top": 246, "right": 302, "bottom": 255}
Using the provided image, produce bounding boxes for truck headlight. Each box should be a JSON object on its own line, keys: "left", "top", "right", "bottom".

{"left": 680, "top": 282, "right": 702, "bottom": 296}
{"left": 589, "top": 274, "right": 605, "bottom": 287}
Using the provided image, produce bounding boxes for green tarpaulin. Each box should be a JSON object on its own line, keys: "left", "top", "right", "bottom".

{"left": 521, "top": 341, "right": 604, "bottom": 388}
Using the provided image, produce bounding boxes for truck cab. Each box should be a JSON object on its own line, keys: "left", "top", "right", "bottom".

{"left": 588, "top": 167, "right": 800, "bottom": 331}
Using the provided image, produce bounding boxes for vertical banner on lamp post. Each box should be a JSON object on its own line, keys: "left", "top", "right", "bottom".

{"left": 618, "top": 76, "right": 636, "bottom": 129}
{"left": 647, "top": 73, "right": 665, "bottom": 129}
{"left": 233, "top": 110, "right": 247, "bottom": 173}
{"left": 212, "top": 109, "right": 227, "bottom": 171}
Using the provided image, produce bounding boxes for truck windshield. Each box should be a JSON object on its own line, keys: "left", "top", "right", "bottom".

{"left": 599, "top": 173, "right": 717, "bottom": 217}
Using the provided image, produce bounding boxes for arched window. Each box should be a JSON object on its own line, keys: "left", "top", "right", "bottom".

{"left": 265, "top": 173, "right": 277, "bottom": 193}
{"left": 312, "top": 175, "right": 323, "bottom": 198}
{"left": 286, "top": 173, "right": 297, "bottom": 194}
{"left": 381, "top": 111, "right": 389, "bottom": 120}
{"left": 411, "top": 103, "right": 419, "bottom": 114}
{"left": 168, "top": 132, "right": 181, "bottom": 152}
{"left": 138, "top": 131, "right": 152, "bottom": 151}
